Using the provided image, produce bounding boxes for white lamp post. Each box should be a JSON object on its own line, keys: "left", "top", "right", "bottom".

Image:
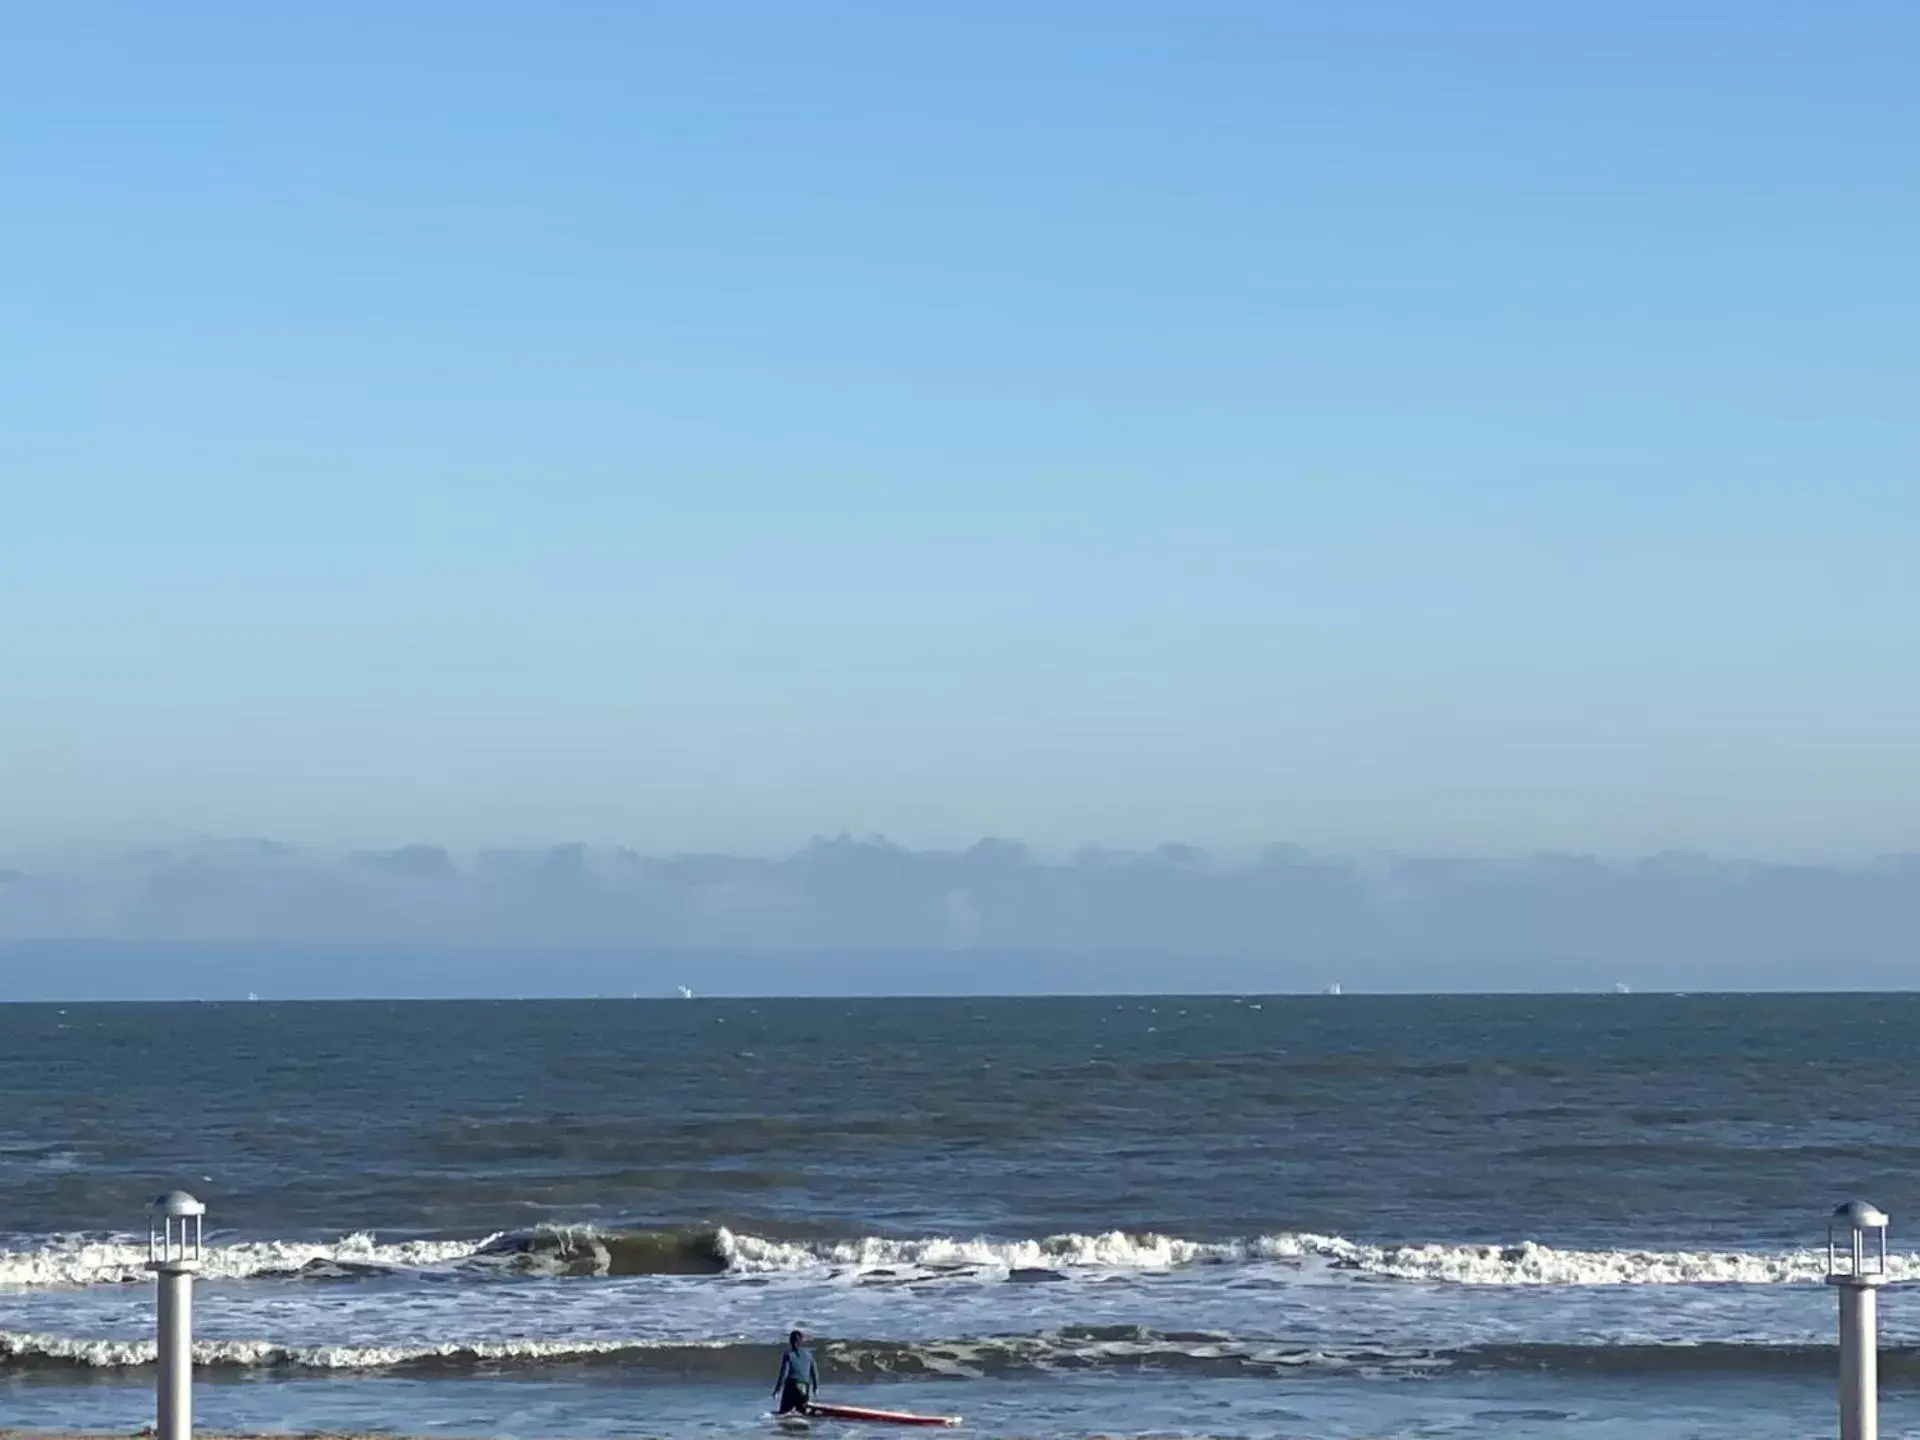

{"left": 1826, "top": 1199, "right": 1888, "bottom": 1440}
{"left": 148, "top": 1190, "right": 205, "bottom": 1440}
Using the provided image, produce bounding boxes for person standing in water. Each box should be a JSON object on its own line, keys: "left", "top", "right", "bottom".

{"left": 774, "top": 1329, "right": 819, "bottom": 1414}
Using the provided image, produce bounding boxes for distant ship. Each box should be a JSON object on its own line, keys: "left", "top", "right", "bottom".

{"left": 1614, "top": 982, "right": 1631, "bottom": 994}
{"left": 1323, "top": 983, "right": 1341, "bottom": 996}
{"left": 677, "top": 985, "right": 694, "bottom": 999}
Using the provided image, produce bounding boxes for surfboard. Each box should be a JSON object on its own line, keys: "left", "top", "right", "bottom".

{"left": 804, "top": 1402, "right": 962, "bottom": 1427}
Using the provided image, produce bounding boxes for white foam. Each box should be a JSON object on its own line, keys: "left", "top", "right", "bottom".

{"left": 0, "top": 1233, "right": 498, "bottom": 1290}
{"left": 720, "top": 1228, "right": 1920, "bottom": 1287}
{"left": 1338, "top": 1238, "right": 1920, "bottom": 1286}
{"left": 0, "top": 1328, "right": 1353, "bottom": 1375}
{"left": 717, "top": 1227, "right": 1230, "bottom": 1274}
{"left": 8, "top": 1225, "right": 1913, "bottom": 1291}
{"left": 0, "top": 1330, "right": 710, "bottom": 1370}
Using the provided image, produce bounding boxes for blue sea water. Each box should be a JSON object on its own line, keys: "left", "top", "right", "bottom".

{"left": 2, "top": 994, "right": 1918, "bottom": 1437}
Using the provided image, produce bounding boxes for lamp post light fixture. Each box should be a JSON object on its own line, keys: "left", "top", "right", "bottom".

{"left": 1826, "top": 1200, "right": 1890, "bottom": 1440}
{"left": 147, "top": 1190, "right": 206, "bottom": 1440}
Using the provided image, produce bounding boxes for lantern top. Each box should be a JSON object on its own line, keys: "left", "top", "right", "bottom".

{"left": 151, "top": 1190, "right": 206, "bottom": 1219}
{"left": 1832, "top": 1200, "right": 1889, "bottom": 1232}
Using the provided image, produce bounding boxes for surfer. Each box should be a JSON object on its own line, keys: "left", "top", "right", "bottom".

{"left": 774, "top": 1329, "right": 819, "bottom": 1415}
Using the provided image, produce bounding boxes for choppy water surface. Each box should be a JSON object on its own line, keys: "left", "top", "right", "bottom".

{"left": 3, "top": 994, "right": 1918, "bottom": 1437}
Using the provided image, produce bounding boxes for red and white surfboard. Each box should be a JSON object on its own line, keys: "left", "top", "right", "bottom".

{"left": 803, "top": 1402, "right": 962, "bottom": 1427}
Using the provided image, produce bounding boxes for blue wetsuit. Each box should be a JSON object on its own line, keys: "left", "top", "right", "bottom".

{"left": 776, "top": 1345, "right": 818, "bottom": 1413}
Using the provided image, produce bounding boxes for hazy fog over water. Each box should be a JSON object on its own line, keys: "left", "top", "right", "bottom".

{"left": 3, "top": 836, "right": 1915, "bottom": 997}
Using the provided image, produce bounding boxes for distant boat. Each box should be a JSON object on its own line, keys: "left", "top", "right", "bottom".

{"left": 677, "top": 985, "right": 694, "bottom": 999}
{"left": 1323, "top": 983, "right": 1341, "bottom": 996}
{"left": 1614, "top": 982, "right": 1631, "bottom": 994}
{"left": 247, "top": 991, "right": 259, "bottom": 1001}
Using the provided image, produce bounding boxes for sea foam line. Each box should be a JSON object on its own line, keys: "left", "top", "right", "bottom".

{"left": 0, "top": 1327, "right": 1417, "bottom": 1376}
{"left": 7, "top": 1226, "right": 1919, "bottom": 1290}
{"left": 8, "top": 1328, "right": 1916, "bottom": 1379}
{"left": 0, "top": 1233, "right": 497, "bottom": 1289}
{"left": 0, "top": 1330, "right": 702, "bottom": 1371}
{"left": 717, "top": 1229, "right": 1920, "bottom": 1287}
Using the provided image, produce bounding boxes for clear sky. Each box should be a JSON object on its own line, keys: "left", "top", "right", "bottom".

{"left": 3, "top": 1, "right": 1916, "bottom": 861}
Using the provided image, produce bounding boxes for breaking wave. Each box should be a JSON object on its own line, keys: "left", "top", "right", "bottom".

{"left": 0, "top": 1233, "right": 497, "bottom": 1289}
{"left": 489, "top": 1226, "right": 1920, "bottom": 1286}
{"left": 4, "top": 1327, "right": 1917, "bottom": 1380}
{"left": 7, "top": 1225, "right": 1918, "bottom": 1290}
{"left": 716, "top": 1231, "right": 1920, "bottom": 1286}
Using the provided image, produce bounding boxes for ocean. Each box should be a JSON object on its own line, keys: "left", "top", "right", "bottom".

{"left": 1, "top": 994, "right": 1916, "bottom": 1438}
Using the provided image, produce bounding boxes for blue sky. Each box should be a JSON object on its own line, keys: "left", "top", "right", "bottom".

{"left": 3, "top": 1, "right": 1915, "bottom": 860}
